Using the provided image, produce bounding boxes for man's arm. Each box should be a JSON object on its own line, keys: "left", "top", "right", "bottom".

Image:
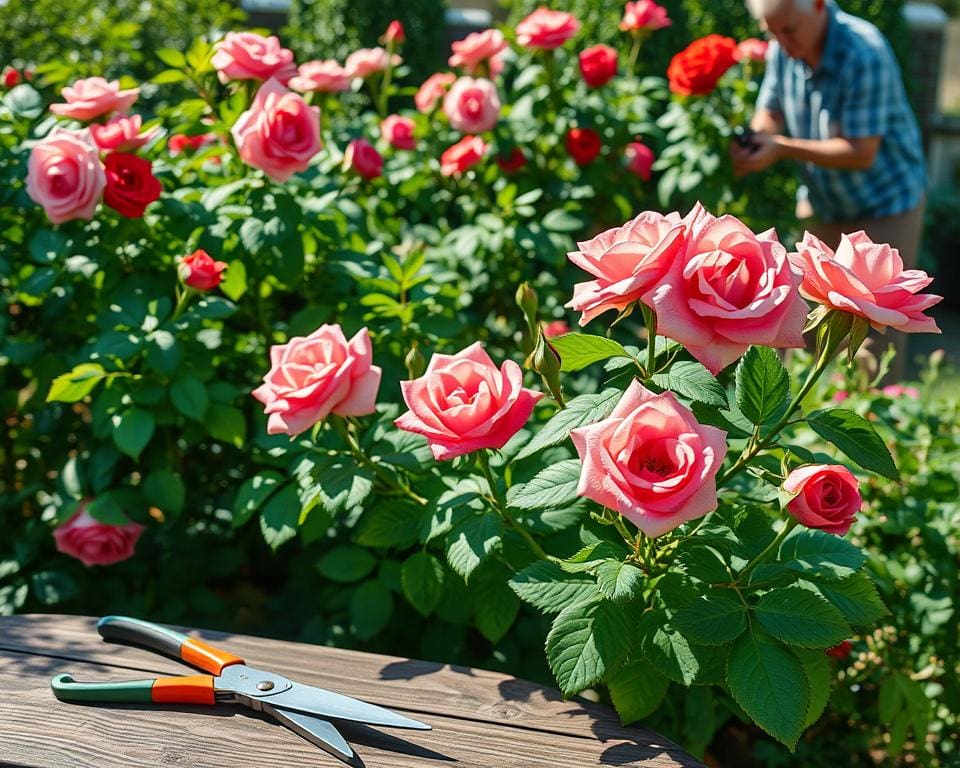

{"left": 733, "top": 133, "right": 881, "bottom": 175}
{"left": 750, "top": 108, "right": 783, "bottom": 135}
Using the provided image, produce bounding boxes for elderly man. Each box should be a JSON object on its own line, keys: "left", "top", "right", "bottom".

{"left": 732, "top": 0, "right": 926, "bottom": 268}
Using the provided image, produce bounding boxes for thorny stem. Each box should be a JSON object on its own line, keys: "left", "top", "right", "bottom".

{"left": 333, "top": 416, "right": 428, "bottom": 505}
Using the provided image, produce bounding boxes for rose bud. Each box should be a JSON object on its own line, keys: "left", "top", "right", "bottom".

{"left": 783, "top": 464, "right": 862, "bottom": 536}
{"left": 344, "top": 138, "right": 384, "bottom": 180}
{"left": 566, "top": 127, "right": 601, "bottom": 165}
{"left": 178, "top": 249, "right": 228, "bottom": 291}
{"left": 381, "top": 20, "right": 405, "bottom": 46}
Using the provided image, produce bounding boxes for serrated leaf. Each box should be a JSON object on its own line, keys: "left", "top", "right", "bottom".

{"left": 508, "top": 459, "right": 581, "bottom": 510}
{"left": 419, "top": 489, "right": 481, "bottom": 543}
{"left": 779, "top": 529, "right": 866, "bottom": 581}
{"left": 806, "top": 408, "right": 899, "bottom": 480}
{"left": 312, "top": 463, "right": 374, "bottom": 515}
{"left": 595, "top": 561, "right": 645, "bottom": 602}
{"left": 813, "top": 572, "right": 889, "bottom": 627}
{"left": 508, "top": 560, "right": 598, "bottom": 613}
{"left": 795, "top": 647, "right": 832, "bottom": 728}
{"left": 112, "top": 408, "right": 155, "bottom": 459}
{"left": 47, "top": 363, "right": 107, "bottom": 403}
{"left": 170, "top": 375, "right": 208, "bottom": 421}
{"left": 474, "top": 580, "right": 520, "bottom": 643}
{"left": 446, "top": 514, "right": 503, "bottom": 581}
{"left": 637, "top": 610, "right": 701, "bottom": 685}
{"left": 259, "top": 484, "right": 299, "bottom": 551}
{"left": 401, "top": 551, "right": 445, "bottom": 616}
{"left": 350, "top": 580, "right": 393, "bottom": 640}
{"left": 515, "top": 389, "right": 621, "bottom": 460}
{"left": 607, "top": 658, "right": 669, "bottom": 725}
{"left": 755, "top": 586, "right": 850, "bottom": 648}
{"left": 735, "top": 346, "right": 789, "bottom": 426}
{"left": 652, "top": 360, "right": 727, "bottom": 406}
{"left": 727, "top": 629, "right": 809, "bottom": 749}
{"left": 317, "top": 546, "right": 377, "bottom": 583}
{"left": 550, "top": 333, "right": 629, "bottom": 372}
{"left": 673, "top": 590, "right": 747, "bottom": 646}
{"left": 546, "top": 598, "right": 633, "bottom": 696}
{"left": 355, "top": 506, "right": 420, "bottom": 548}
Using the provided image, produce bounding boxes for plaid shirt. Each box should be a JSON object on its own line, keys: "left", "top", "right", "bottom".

{"left": 756, "top": 2, "right": 925, "bottom": 222}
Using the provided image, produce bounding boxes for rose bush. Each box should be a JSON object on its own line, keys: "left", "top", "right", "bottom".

{"left": 0, "top": 9, "right": 953, "bottom": 768}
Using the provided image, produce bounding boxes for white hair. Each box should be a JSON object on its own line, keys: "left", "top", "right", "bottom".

{"left": 746, "top": 0, "right": 814, "bottom": 18}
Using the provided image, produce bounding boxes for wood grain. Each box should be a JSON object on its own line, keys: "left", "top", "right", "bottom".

{"left": 0, "top": 614, "right": 703, "bottom": 768}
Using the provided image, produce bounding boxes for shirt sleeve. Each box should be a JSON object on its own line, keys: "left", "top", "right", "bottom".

{"left": 755, "top": 43, "right": 782, "bottom": 115}
{"left": 840, "top": 49, "right": 892, "bottom": 138}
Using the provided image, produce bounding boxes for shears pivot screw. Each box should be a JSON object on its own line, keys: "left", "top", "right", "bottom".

{"left": 256, "top": 680, "right": 275, "bottom": 691}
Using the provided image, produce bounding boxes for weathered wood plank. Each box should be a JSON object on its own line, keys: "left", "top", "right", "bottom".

{"left": 0, "top": 615, "right": 704, "bottom": 767}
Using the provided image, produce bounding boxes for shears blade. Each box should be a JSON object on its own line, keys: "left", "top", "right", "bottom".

{"left": 267, "top": 681, "right": 431, "bottom": 731}
{"left": 262, "top": 702, "right": 362, "bottom": 767}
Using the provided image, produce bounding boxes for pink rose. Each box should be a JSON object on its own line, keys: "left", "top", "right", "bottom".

{"left": 395, "top": 342, "right": 543, "bottom": 461}
{"left": 440, "top": 135, "right": 487, "bottom": 176}
{"left": 231, "top": 78, "right": 321, "bottom": 182}
{"left": 570, "top": 381, "right": 727, "bottom": 537}
{"left": 443, "top": 76, "right": 500, "bottom": 133}
{"left": 178, "top": 249, "right": 227, "bottom": 291}
{"left": 344, "top": 138, "right": 384, "bottom": 180}
{"left": 50, "top": 77, "right": 139, "bottom": 121}
{"left": 624, "top": 140, "right": 655, "bottom": 180}
{"left": 565, "top": 210, "right": 686, "bottom": 325}
{"left": 252, "top": 324, "right": 382, "bottom": 436}
{"left": 449, "top": 29, "right": 508, "bottom": 74}
{"left": 790, "top": 231, "right": 942, "bottom": 334}
{"left": 380, "top": 114, "right": 416, "bottom": 150}
{"left": 579, "top": 44, "right": 618, "bottom": 88}
{"left": 783, "top": 464, "right": 862, "bottom": 536}
{"left": 880, "top": 384, "right": 920, "bottom": 399}
{"left": 26, "top": 128, "right": 106, "bottom": 224}
{"left": 212, "top": 32, "right": 297, "bottom": 84}
{"left": 620, "top": 0, "right": 672, "bottom": 32}
{"left": 288, "top": 60, "right": 351, "bottom": 93}
{"left": 89, "top": 114, "right": 158, "bottom": 152}
{"left": 544, "top": 320, "right": 570, "bottom": 338}
{"left": 415, "top": 72, "right": 456, "bottom": 113}
{"left": 344, "top": 48, "right": 401, "bottom": 79}
{"left": 649, "top": 203, "right": 808, "bottom": 374}
{"left": 381, "top": 20, "right": 405, "bottom": 46}
{"left": 736, "top": 38, "right": 769, "bottom": 63}
{"left": 53, "top": 504, "right": 144, "bottom": 567}
{"left": 516, "top": 7, "right": 581, "bottom": 50}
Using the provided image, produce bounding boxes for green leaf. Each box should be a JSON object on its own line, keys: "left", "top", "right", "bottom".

{"left": 259, "top": 485, "right": 299, "bottom": 551}
{"left": 3, "top": 84, "right": 43, "bottom": 118}
{"left": 151, "top": 69, "right": 187, "bottom": 84}
{"left": 637, "top": 610, "right": 700, "bottom": 685}
{"left": 143, "top": 470, "right": 185, "bottom": 516}
{"left": 549, "top": 333, "right": 629, "bottom": 372}
{"left": 606, "top": 658, "right": 669, "bottom": 725}
{"left": 401, "top": 551, "right": 445, "bottom": 617}
{"left": 356, "top": 506, "right": 420, "bottom": 548}
{"left": 508, "top": 560, "right": 598, "bottom": 614}
{"left": 546, "top": 598, "right": 633, "bottom": 696}
{"left": 779, "top": 529, "right": 866, "bottom": 581}
{"left": 317, "top": 546, "right": 377, "bottom": 583}
{"left": 207, "top": 404, "right": 246, "bottom": 447}
{"left": 233, "top": 471, "right": 283, "bottom": 528}
{"left": 240, "top": 218, "right": 266, "bottom": 252}
{"left": 813, "top": 573, "right": 889, "bottom": 627}
{"left": 311, "top": 463, "right": 374, "bottom": 515}
{"left": 86, "top": 495, "right": 132, "bottom": 526}
{"left": 735, "top": 346, "right": 789, "bottom": 426}
{"left": 652, "top": 360, "right": 727, "bottom": 407}
{"left": 30, "top": 571, "right": 78, "bottom": 605}
{"left": 350, "top": 580, "right": 393, "bottom": 640}
{"left": 542, "top": 208, "right": 585, "bottom": 233}
{"left": 507, "top": 459, "right": 581, "bottom": 510}
{"left": 112, "top": 408, "right": 155, "bottom": 459}
{"left": 170, "top": 375, "right": 209, "bottom": 421}
{"left": 219, "top": 259, "right": 247, "bottom": 302}
{"left": 755, "top": 586, "right": 851, "bottom": 649}
{"left": 156, "top": 47, "right": 186, "bottom": 68}
{"left": 673, "top": 590, "right": 747, "bottom": 646}
{"left": 446, "top": 514, "right": 503, "bottom": 581}
{"left": 474, "top": 580, "right": 520, "bottom": 643}
{"left": 595, "top": 561, "right": 645, "bottom": 602}
{"left": 515, "top": 389, "right": 621, "bottom": 460}
{"left": 727, "top": 629, "right": 809, "bottom": 749}
{"left": 795, "top": 648, "right": 832, "bottom": 728}
{"left": 806, "top": 409, "right": 899, "bottom": 480}
{"left": 47, "top": 363, "right": 107, "bottom": 403}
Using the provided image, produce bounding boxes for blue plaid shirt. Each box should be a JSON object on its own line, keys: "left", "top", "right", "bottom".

{"left": 756, "top": 2, "right": 925, "bottom": 222}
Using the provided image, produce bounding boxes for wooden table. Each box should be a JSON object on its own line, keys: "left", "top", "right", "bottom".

{"left": 0, "top": 614, "right": 704, "bottom": 768}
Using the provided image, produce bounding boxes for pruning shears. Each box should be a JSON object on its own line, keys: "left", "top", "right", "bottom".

{"left": 50, "top": 616, "right": 430, "bottom": 766}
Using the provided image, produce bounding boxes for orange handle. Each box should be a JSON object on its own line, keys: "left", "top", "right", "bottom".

{"left": 181, "top": 637, "right": 245, "bottom": 676}
{"left": 152, "top": 675, "right": 216, "bottom": 705}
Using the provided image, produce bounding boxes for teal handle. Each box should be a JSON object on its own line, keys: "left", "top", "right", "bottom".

{"left": 51, "top": 674, "right": 154, "bottom": 703}
{"left": 97, "top": 615, "right": 189, "bottom": 660}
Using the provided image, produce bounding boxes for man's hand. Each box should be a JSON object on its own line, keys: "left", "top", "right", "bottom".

{"left": 730, "top": 132, "right": 782, "bottom": 177}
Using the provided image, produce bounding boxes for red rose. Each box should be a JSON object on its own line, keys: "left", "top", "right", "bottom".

{"left": 381, "top": 20, "right": 405, "bottom": 45}
{"left": 344, "top": 138, "right": 384, "bottom": 180}
{"left": 440, "top": 135, "right": 487, "bottom": 176}
{"left": 566, "top": 127, "right": 601, "bottom": 166}
{"left": 624, "top": 140, "right": 655, "bottom": 180}
{"left": 178, "top": 249, "right": 228, "bottom": 291}
{"left": 826, "top": 640, "right": 853, "bottom": 660}
{"left": 2, "top": 67, "right": 21, "bottom": 89}
{"left": 667, "top": 34, "right": 738, "bottom": 96}
{"left": 496, "top": 147, "right": 527, "bottom": 174}
{"left": 102, "top": 152, "right": 162, "bottom": 218}
{"left": 579, "top": 44, "right": 618, "bottom": 88}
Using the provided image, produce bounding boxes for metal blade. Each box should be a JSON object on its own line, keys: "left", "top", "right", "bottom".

{"left": 267, "top": 683, "right": 431, "bottom": 731}
{"left": 262, "top": 703, "right": 362, "bottom": 767}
